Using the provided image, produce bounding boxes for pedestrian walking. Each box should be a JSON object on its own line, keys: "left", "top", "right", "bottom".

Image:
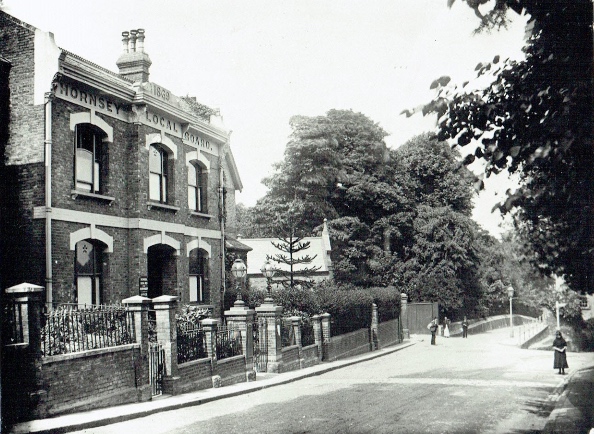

{"left": 428, "top": 317, "right": 438, "bottom": 345}
{"left": 444, "top": 317, "right": 450, "bottom": 338}
{"left": 462, "top": 316, "right": 469, "bottom": 338}
{"left": 552, "top": 330, "right": 568, "bottom": 375}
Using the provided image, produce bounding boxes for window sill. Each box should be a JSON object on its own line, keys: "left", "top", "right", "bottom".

{"left": 147, "top": 201, "right": 180, "bottom": 212}
{"left": 190, "top": 211, "right": 214, "bottom": 219}
{"left": 70, "top": 190, "right": 115, "bottom": 205}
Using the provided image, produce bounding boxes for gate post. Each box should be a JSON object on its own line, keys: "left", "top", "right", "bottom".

{"left": 400, "top": 293, "right": 409, "bottom": 339}
{"left": 255, "top": 301, "right": 283, "bottom": 373}
{"left": 224, "top": 302, "right": 255, "bottom": 381}
{"left": 371, "top": 303, "right": 379, "bottom": 350}
{"left": 321, "top": 313, "right": 331, "bottom": 361}
{"left": 3, "top": 283, "right": 45, "bottom": 422}
{"left": 152, "top": 295, "right": 179, "bottom": 394}
{"left": 312, "top": 314, "right": 322, "bottom": 361}
{"left": 122, "top": 295, "right": 152, "bottom": 402}
{"left": 201, "top": 319, "right": 220, "bottom": 386}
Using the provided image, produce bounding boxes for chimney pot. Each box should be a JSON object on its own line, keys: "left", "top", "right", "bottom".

{"left": 136, "top": 29, "right": 145, "bottom": 53}
{"left": 129, "top": 30, "right": 138, "bottom": 52}
{"left": 121, "top": 31, "right": 130, "bottom": 53}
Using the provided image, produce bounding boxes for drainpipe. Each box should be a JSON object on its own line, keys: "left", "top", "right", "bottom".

{"left": 219, "top": 144, "right": 228, "bottom": 317}
{"left": 44, "top": 91, "right": 54, "bottom": 304}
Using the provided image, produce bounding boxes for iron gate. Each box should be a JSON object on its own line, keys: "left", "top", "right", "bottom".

{"left": 149, "top": 342, "right": 165, "bottom": 396}
{"left": 253, "top": 316, "right": 268, "bottom": 372}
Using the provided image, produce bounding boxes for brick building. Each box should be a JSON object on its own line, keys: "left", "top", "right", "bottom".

{"left": 0, "top": 11, "right": 246, "bottom": 317}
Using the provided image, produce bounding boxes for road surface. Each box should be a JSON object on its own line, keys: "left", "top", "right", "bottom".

{"left": 72, "top": 327, "right": 594, "bottom": 434}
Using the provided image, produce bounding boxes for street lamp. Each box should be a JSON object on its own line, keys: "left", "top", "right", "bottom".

{"left": 231, "top": 258, "right": 247, "bottom": 305}
{"left": 260, "top": 259, "right": 276, "bottom": 304}
{"left": 507, "top": 286, "right": 515, "bottom": 337}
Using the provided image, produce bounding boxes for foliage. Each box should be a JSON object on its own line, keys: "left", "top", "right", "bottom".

{"left": 395, "top": 205, "right": 481, "bottom": 314}
{"left": 417, "top": 0, "right": 593, "bottom": 294}
{"left": 268, "top": 234, "right": 322, "bottom": 289}
{"left": 175, "top": 304, "right": 211, "bottom": 330}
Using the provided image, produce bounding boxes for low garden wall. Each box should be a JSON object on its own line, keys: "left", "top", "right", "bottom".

{"left": 215, "top": 355, "right": 247, "bottom": 387}
{"left": 301, "top": 344, "right": 320, "bottom": 368}
{"left": 175, "top": 358, "right": 213, "bottom": 394}
{"left": 377, "top": 318, "right": 401, "bottom": 348}
{"left": 37, "top": 344, "right": 142, "bottom": 417}
{"left": 326, "top": 327, "right": 371, "bottom": 362}
{"left": 281, "top": 345, "right": 301, "bottom": 373}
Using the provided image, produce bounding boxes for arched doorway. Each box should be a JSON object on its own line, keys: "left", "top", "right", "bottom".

{"left": 147, "top": 244, "right": 177, "bottom": 299}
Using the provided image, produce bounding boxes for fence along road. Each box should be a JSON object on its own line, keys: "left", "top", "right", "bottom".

{"left": 68, "top": 326, "right": 594, "bottom": 434}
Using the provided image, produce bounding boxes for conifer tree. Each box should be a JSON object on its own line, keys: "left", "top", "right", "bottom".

{"left": 268, "top": 232, "right": 321, "bottom": 289}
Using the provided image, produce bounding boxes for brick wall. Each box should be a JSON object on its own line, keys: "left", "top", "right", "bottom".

{"left": 176, "top": 358, "right": 213, "bottom": 394}
{"left": 1, "top": 164, "right": 46, "bottom": 288}
{"left": 377, "top": 318, "right": 401, "bottom": 348}
{"left": 327, "top": 328, "right": 371, "bottom": 362}
{"left": 37, "top": 344, "right": 142, "bottom": 417}
{"left": 300, "top": 344, "right": 320, "bottom": 369}
{"left": 214, "top": 354, "right": 246, "bottom": 387}
{"left": 0, "top": 11, "right": 45, "bottom": 166}
{"left": 280, "top": 346, "right": 300, "bottom": 373}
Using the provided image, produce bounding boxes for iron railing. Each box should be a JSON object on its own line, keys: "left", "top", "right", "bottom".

{"left": 281, "top": 319, "right": 295, "bottom": 347}
{"left": 148, "top": 310, "right": 157, "bottom": 344}
{"left": 177, "top": 323, "right": 208, "bottom": 364}
{"left": 301, "top": 320, "right": 316, "bottom": 347}
{"left": 41, "top": 304, "right": 135, "bottom": 356}
{"left": 216, "top": 327, "right": 242, "bottom": 360}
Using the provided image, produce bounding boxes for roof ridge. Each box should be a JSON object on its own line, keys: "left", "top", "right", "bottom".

{"left": 60, "top": 49, "right": 134, "bottom": 83}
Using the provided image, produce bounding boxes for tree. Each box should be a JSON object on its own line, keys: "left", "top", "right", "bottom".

{"left": 416, "top": 0, "right": 593, "bottom": 293}
{"left": 268, "top": 234, "right": 322, "bottom": 289}
{"left": 395, "top": 205, "right": 481, "bottom": 314}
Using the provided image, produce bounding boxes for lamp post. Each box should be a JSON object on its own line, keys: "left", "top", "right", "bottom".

{"left": 231, "top": 258, "right": 247, "bottom": 306}
{"left": 507, "top": 286, "right": 515, "bottom": 338}
{"left": 260, "top": 259, "right": 276, "bottom": 304}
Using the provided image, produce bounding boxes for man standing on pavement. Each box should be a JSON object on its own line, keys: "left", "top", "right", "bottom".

{"left": 462, "top": 316, "right": 469, "bottom": 338}
{"left": 428, "top": 317, "right": 438, "bottom": 345}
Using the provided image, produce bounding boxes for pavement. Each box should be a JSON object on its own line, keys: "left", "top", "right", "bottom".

{"left": 9, "top": 330, "right": 594, "bottom": 434}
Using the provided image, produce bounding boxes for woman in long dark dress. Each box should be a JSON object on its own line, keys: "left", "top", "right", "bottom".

{"left": 553, "top": 331, "right": 568, "bottom": 375}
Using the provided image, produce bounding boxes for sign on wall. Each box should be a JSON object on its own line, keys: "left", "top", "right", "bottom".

{"left": 139, "top": 277, "right": 149, "bottom": 297}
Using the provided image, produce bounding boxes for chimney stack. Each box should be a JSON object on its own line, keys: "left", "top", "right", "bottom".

{"left": 116, "top": 28, "right": 152, "bottom": 83}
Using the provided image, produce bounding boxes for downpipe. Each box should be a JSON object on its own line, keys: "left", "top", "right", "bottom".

{"left": 44, "top": 91, "right": 54, "bottom": 304}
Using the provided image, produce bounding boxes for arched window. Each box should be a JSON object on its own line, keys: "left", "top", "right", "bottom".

{"left": 75, "top": 240, "right": 105, "bottom": 305}
{"left": 189, "top": 249, "right": 208, "bottom": 303}
{"left": 149, "top": 145, "right": 169, "bottom": 203}
{"left": 75, "top": 124, "right": 106, "bottom": 193}
{"left": 188, "top": 164, "right": 206, "bottom": 212}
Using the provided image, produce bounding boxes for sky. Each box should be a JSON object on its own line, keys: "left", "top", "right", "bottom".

{"left": 4, "top": 0, "right": 527, "bottom": 236}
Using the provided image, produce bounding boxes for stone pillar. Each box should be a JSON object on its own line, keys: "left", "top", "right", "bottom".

{"left": 4, "top": 283, "right": 46, "bottom": 422}
{"left": 201, "top": 319, "right": 220, "bottom": 387}
{"left": 122, "top": 295, "right": 152, "bottom": 401}
{"left": 152, "top": 295, "right": 179, "bottom": 394}
{"left": 201, "top": 318, "right": 219, "bottom": 360}
{"left": 255, "top": 300, "right": 283, "bottom": 373}
{"left": 400, "top": 292, "right": 409, "bottom": 339}
{"left": 312, "top": 314, "right": 323, "bottom": 361}
{"left": 5, "top": 283, "right": 44, "bottom": 355}
{"left": 321, "top": 313, "right": 331, "bottom": 361}
{"left": 371, "top": 303, "right": 379, "bottom": 350}
{"left": 225, "top": 301, "right": 256, "bottom": 381}
{"left": 290, "top": 316, "right": 302, "bottom": 348}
